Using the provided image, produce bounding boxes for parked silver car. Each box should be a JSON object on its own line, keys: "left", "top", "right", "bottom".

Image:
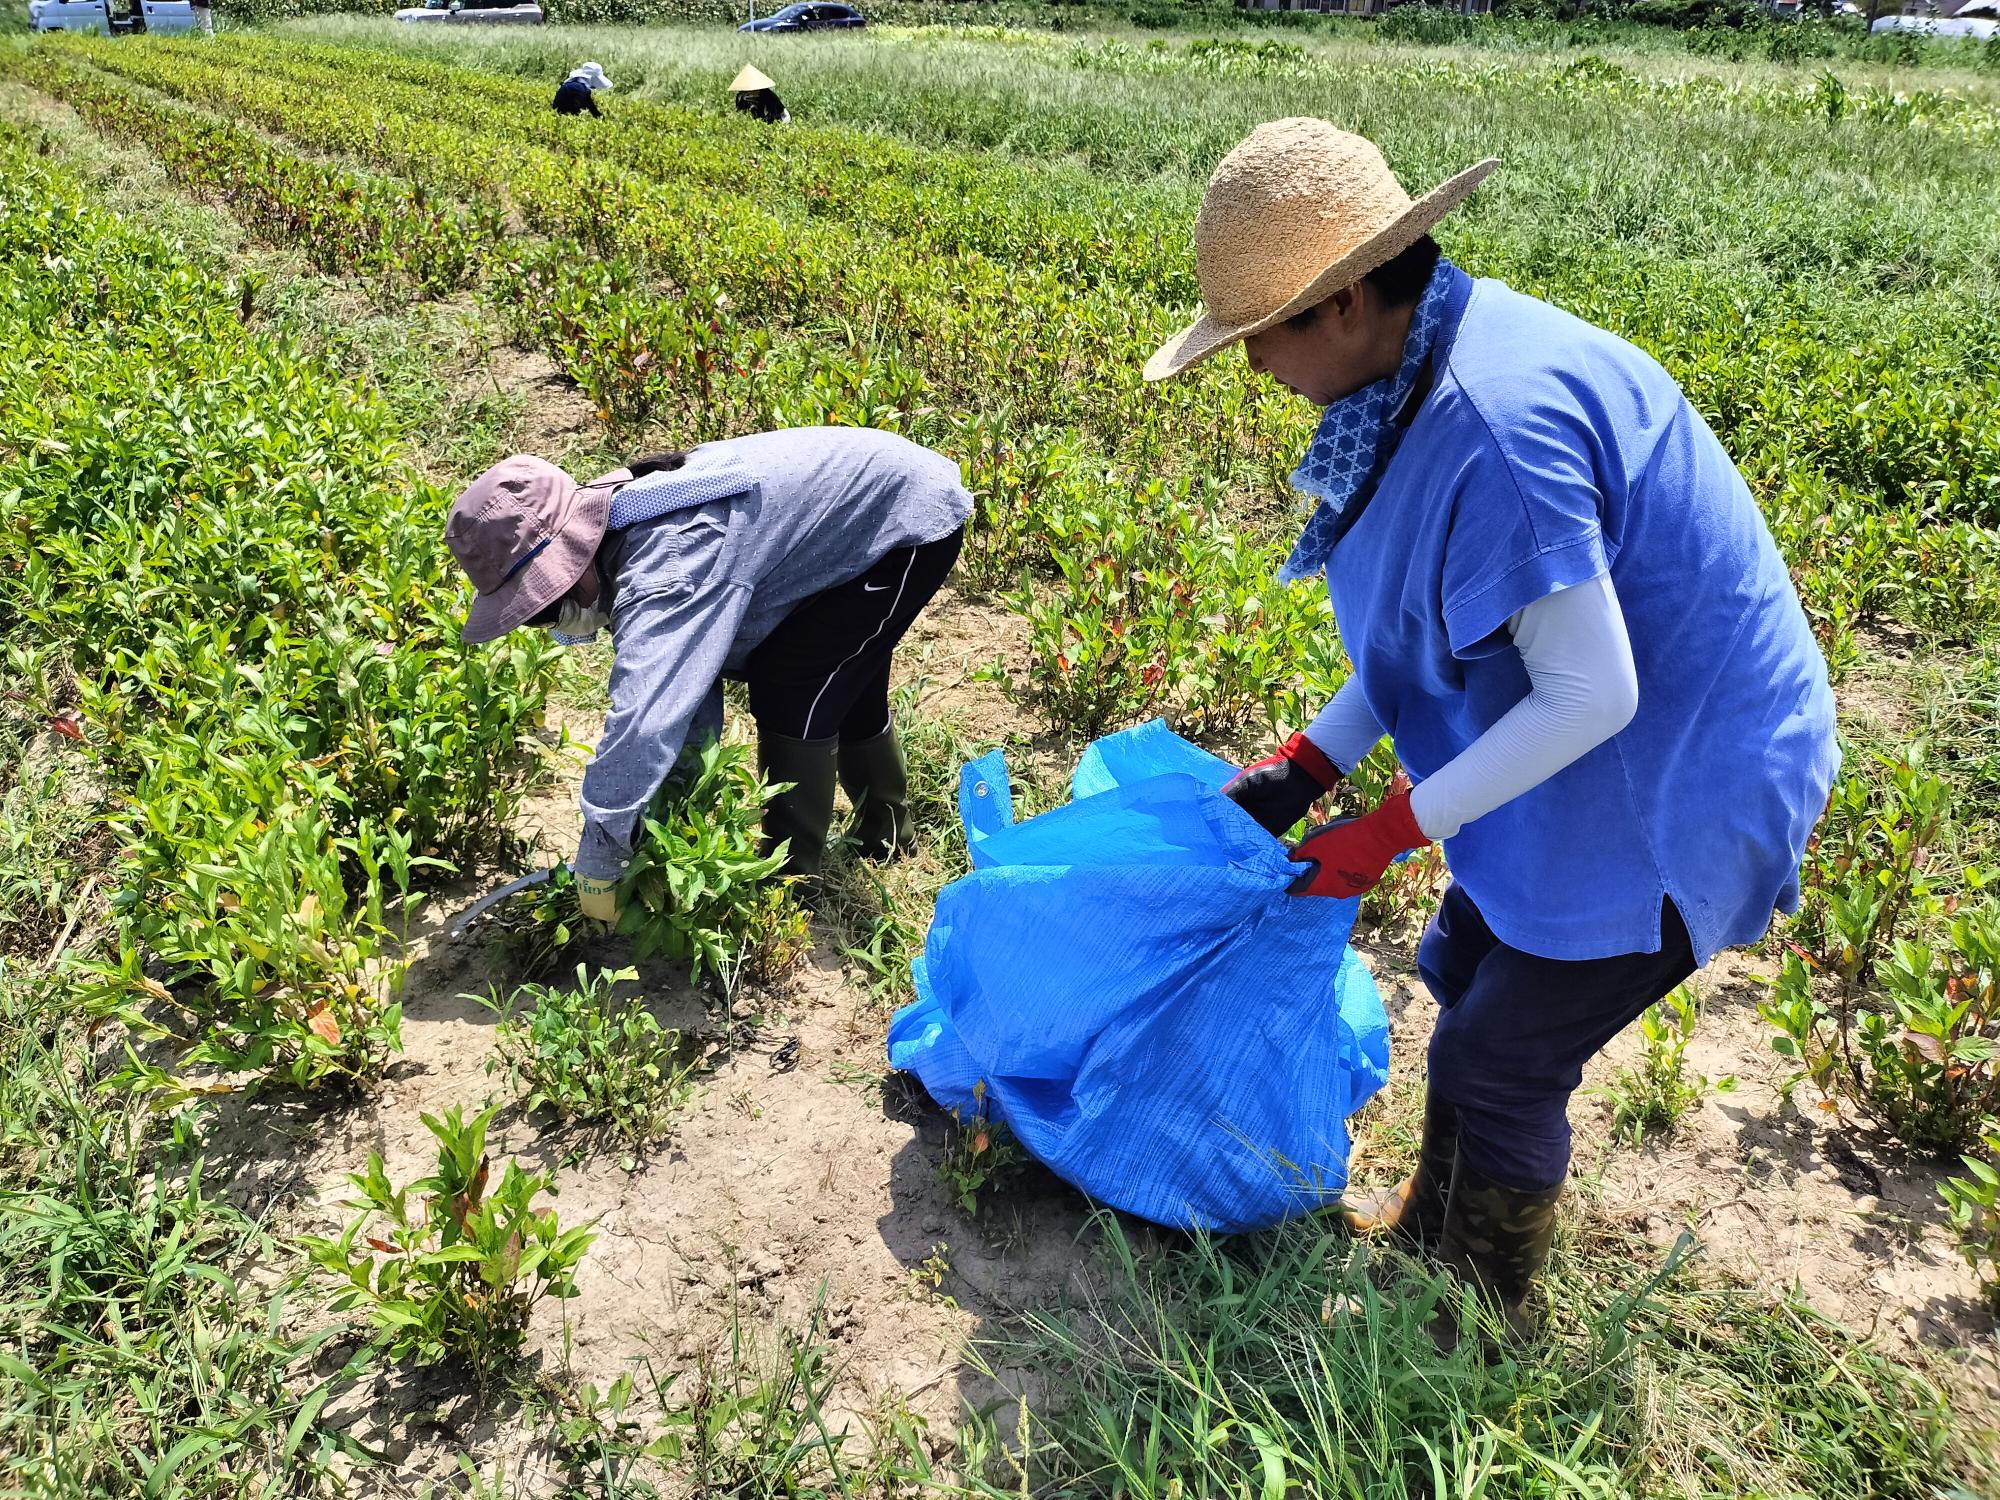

{"left": 1869, "top": 0, "right": 1998, "bottom": 40}
{"left": 393, "top": 0, "right": 544, "bottom": 23}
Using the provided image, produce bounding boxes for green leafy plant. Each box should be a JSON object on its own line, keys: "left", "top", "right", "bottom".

{"left": 0, "top": 139, "right": 553, "bottom": 1095}
{"left": 615, "top": 739, "right": 807, "bottom": 983}
{"left": 1865, "top": 902, "right": 1999, "bottom": 1154}
{"left": 1758, "top": 754, "right": 1997, "bottom": 1155}
{"left": 937, "top": 1080, "right": 1027, "bottom": 1216}
{"left": 1600, "top": 985, "right": 1734, "bottom": 1147}
{"left": 1939, "top": 1132, "right": 2000, "bottom": 1299}
{"left": 302, "top": 1102, "right": 596, "bottom": 1385}
{"left": 479, "top": 964, "right": 710, "bottom": 1146}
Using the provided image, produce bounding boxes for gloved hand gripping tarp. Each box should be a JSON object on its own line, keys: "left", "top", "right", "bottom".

{"left": 887, "top": 721, "right": 1391, "bottom": 1234}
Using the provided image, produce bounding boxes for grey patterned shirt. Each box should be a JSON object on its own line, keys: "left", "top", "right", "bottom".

{"left": 572, "top": 427, "right": 971, "bottom": 880}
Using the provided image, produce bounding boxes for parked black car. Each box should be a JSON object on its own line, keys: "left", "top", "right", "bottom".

{"left": 739, "top": 2, "right": 864, "bottom": 31}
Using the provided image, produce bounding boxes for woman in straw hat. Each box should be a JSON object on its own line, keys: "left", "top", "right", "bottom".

{"left": 1151, "top": 119, "right": 1837, "bottom": 1341}
{"left": 445, "top": 429, "right": 970, "bottom": 922}
{"left": 729, "top": 64, "right": 790, "bottom": 124}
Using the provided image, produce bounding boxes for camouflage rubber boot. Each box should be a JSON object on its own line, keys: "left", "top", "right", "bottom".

{"left": 837, "top": 725, "right": 915, "bottom": 862}
{"left": 1433, "top": 1156, "right": 1561, "bottom": 1350}
{"left": 1339, "top": 1090, "right": 1458, "bottom": 1253}
{"left": 758, "top": 732, "right": 840, "bottom": 883}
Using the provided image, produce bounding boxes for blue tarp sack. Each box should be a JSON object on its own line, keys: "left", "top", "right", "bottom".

{"left": 886, "top": 720, "right": 1391, "bottom": 1234}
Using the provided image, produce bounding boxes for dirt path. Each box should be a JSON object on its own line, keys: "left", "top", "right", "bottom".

{"left": 212, "top": 610, "right": 1989, "bottom": 1488}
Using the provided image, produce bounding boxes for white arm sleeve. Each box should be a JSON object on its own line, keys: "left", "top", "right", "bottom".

{"left": 1304, "top": 674, "right": 1386, "bottom": 775}
{"left": 1407, "top": 572, "right": 1639, "bottom": 841}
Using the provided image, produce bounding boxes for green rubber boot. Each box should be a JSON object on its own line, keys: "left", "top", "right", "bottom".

{"left": 758, "top": 732, "right": 839, "bottom": 882}
{"left": 837, "top": 725, "right": 916, "bottom": 862}
{"left": 1433, "top": 1157, "right": 1561, "bottom": 1350}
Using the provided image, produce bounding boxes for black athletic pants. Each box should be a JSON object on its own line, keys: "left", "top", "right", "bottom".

{"left": 738, "top": 528, "right": 963, "bottom": 743}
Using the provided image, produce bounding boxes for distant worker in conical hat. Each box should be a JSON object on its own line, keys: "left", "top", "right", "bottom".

{"left": 554, "top": 61, "right": 613, "bottom": 118}
{"left": 729, "top": 64, "right": 789, "bottom": 125}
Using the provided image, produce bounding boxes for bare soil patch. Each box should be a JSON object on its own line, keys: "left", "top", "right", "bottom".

{"left": 198, "top": 683, "right": 1995, "bottom": 1488}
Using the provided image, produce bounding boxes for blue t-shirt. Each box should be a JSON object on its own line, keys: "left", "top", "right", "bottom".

{"left": 1327, "top": 274, "right": 1838, "bottom": 964}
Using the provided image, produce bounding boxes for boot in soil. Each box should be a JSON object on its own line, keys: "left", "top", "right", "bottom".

{"left": 759, "top": 732, "right": 839, "bottom": 884}
{"left": 1431, "top": 1156, "right": 1561, "bottom": 1353}
{"left": 837, "top": 725, "right": 915, "bottom": 861}
{"left": 1340, "top": 1089, "right": 1458, "bottom": 1252}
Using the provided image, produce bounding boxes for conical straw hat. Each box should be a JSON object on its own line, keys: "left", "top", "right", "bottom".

{"left": 729, "top": 64, "right": 777, "bottom": 93}
{"left": 1144, "top": 119, "right": 1498, "bottom": 382}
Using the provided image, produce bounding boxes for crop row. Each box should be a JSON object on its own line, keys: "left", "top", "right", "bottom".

{"left": 16, "top": 41, "right": 2000, "bottom": 711}
{"left": 49, "top": 37, "right": 2000, "bottom": 522}
{"left": 1061, "top": 35, "right": 2000, "bottom": 144}
{"left": 45, "top": 37, "right": 2000, "bottom": 558}
{"left": 12, "top": 45, "right": 1353, "bottom": 745}
{"left": 16, "top": 40, "right": 1285, "bottom": 479}
{"left": 0, "top": 127, "right": 554, "bottom": 1089}
{"left": 10, "top": 52, "right": 499, "bottom": 295}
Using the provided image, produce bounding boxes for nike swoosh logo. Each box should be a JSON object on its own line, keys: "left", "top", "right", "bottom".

{"left": 863, "top": 583, "right": 891, "bottom": 593}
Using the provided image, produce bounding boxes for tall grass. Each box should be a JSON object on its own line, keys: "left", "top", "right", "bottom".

{"left": 958, "top": 1211, "right": 1991, "bottom": 1498}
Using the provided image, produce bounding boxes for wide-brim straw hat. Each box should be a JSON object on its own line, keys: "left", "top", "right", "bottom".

{"left": 729, "top": 64, "right": 776, "bottom": 93}
{"left": 1144, "top": 119, "right": 1499, "bottom": 382}
{"left": 446, "top": 456, "right": 623, "bottom": 644}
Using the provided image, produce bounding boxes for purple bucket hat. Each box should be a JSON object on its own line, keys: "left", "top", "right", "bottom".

{"left": 445, "top": 456, "right": 621, "bottom": 644}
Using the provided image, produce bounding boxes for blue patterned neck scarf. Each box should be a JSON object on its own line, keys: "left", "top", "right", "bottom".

{"left": 1277, "top": 256, "right": 1459, "bottom": 584}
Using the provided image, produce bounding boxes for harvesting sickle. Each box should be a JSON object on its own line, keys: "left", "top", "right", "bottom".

{"left": 445, "top": 430, "right": 972, "bottom": 926}
{"left": 1164, "top": 118, "right": 1839, "bottom": 1346}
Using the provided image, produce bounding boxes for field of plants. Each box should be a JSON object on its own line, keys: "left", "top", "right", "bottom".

{"left": 2, "top": 8, "right": 1998, "bottom": 1496}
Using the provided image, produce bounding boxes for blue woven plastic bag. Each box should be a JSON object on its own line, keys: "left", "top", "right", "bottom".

{"left": 886, "top": 720, "right": 1391, "bottom": 1234}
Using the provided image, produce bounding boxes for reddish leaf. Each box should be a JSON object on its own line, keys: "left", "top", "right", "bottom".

{"left": 305, "top": 1003, "right": 342, "bottom": 1047}
{"left": 449, "top": 1156, "right": 491, "bottom": 1234}
{"left": 366, "top": 1238, "right": 397, "bottom": 1254}
{"left": 1900, "top": 1030, "right": 1944, "bottom": 1063}
{"left": 48, "top": 715, "right": 82, "bottom": 741}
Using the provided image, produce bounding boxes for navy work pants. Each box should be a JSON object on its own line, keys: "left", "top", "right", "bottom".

{"left": 1419, "top": 884, "right": 1697, "bottom": 1193}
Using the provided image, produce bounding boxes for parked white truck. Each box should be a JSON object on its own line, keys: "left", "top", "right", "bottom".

{"left": 28, "top": 0, "right": 198, "bottom": 33}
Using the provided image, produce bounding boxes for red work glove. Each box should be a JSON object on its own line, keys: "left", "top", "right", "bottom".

{"left": 1222, "top": 732, "right": 1343, "bottom": 837}
{"left": 1288, "top": 790, "right": 1428, "bottom": 899}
